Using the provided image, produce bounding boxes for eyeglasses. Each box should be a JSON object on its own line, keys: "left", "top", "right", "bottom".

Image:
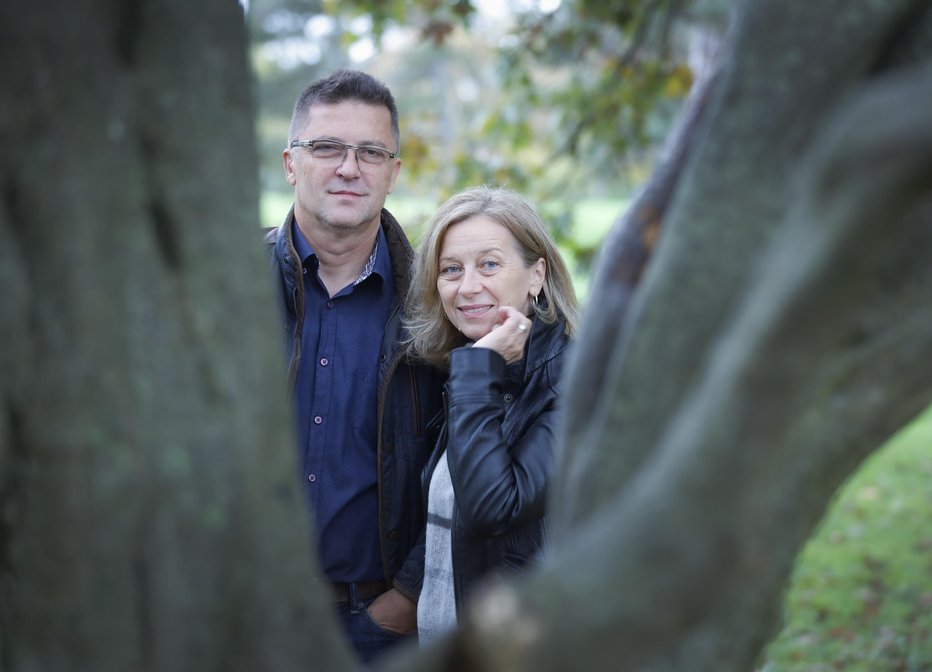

{"left": 289, "top": 139, "right": 397, "bottom": 167}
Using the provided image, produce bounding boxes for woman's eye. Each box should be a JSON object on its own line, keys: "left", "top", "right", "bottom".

{"left": 481, "top": 260, "right": 500, "bottom": 270}
{"left": 440, "top": 265, "right": 461, "bottom": 276}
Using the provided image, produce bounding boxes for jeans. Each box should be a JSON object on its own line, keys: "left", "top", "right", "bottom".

{"left": 336, "top": 584, "right": 412, "bottom": 666}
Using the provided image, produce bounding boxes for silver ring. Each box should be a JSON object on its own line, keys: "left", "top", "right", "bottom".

{"left": 517, "top": 323, "right": 527, "bottom": 332}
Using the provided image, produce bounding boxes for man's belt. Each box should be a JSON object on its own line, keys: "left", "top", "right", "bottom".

{"left": 331, "top": 580, "right": 387, "bottom": 604}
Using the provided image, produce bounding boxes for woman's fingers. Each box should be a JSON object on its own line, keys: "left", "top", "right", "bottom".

{"left": 474, "top": 306, "right": 531, "bottom": 363}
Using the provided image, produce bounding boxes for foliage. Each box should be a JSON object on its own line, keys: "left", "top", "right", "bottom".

{"left": 335, "top": 0, "right": 724, "bottom": 196}
{"left": 760, "top": 404, "right": 932, "bottom": 671}
{"left": 246, "top": 0, "right": 730, "bottom": 271}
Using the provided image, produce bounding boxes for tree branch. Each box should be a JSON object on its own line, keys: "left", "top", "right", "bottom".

{"left": 553, "top": 0, "right": 929, "bottom": 529}
{"left": 556, "top": 64, "right": 722, "bottom": 531}
{"left": 455, "top": 56, "right": 932, "bottom": 672}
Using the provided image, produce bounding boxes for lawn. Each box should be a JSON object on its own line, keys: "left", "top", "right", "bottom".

{"left": 261, "top": 191, "right": 449, "bottom": 238}
{"left": 260, "top": 191, "right": 625, "bottom": 244}
{"left": 260, "top": 191, "right": 628, "bottom": 297}
{"left": 759, "top": 403, "right": 932, "bottom": 671}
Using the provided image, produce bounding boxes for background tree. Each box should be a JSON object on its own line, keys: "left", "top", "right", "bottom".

{"left": 248, "top": 0, "right": 726, "bottom": 259}
{"left": 1, "top": 1, "right": 930, "bottom": 672}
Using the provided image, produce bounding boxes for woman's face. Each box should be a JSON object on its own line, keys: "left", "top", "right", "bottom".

{"left": 436, "top": 215, "right": 545, "bottom": 341}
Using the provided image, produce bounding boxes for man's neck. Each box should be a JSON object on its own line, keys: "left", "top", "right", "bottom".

{"left": 296, "top": 216, "right": 381, "bottom": 297}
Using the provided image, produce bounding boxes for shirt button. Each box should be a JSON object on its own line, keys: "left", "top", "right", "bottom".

{"left": 307, "top": 473, "right": 317, "bottom": 483}
{"left": 503, "top": 393, "right": 514, "bottom": 402}
{"left": 326, "top": 300, "right": 334, "bottom": 308}
{"left": 320, "top": 358, "right": 329, "bottom": 366}
{"left": 314, "top": 416, "right": 323, "bottom": 424}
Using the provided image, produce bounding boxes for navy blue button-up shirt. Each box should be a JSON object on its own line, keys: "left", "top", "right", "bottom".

{"left": 292, "top": 222, "right": 395, "bottom": 583}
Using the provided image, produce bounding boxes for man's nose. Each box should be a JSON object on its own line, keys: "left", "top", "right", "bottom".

{"left": 336, "top": 147, "right": 361, "bottom": 176}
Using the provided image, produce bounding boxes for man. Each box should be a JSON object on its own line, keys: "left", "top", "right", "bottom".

{"left": 266, "top": 69, "right": 442, "bottom": 663}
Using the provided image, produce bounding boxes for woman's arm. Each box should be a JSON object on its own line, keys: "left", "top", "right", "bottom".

{"left": 444, "top": 345, "right": 560, "bottom": 537}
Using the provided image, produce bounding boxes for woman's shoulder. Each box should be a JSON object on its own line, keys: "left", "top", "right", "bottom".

{"left": 531, "top": 318, "right": 572, "bottom": 364}
{"left": 520, "top": 319, "right": 570, "bottom": 393}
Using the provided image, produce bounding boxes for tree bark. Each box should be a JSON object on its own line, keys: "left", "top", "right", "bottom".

{"left": 2, "top": 0, "right": 931, "bottom": 671}
{"left": 0, "top": 1, "right": 350, "bottom": 670}
{"left": 557, "top": 0, "right": 932, "bottom": 527}
{"left": 385, "top": 1, "right": 932, "bottom": 671}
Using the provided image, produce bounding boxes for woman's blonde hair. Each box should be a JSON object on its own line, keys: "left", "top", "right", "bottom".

{"left": 405, "top": 185, "right": 578, "bottom": 368}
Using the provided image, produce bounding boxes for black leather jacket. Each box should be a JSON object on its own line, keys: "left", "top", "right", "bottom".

{"left": 420, "top": 316, "right": 571, "bottom": 611}
{"left": 266, "top": 207, "right": 443, "bottom": 598}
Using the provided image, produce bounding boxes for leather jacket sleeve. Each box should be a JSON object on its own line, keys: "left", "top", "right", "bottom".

{"left": 393, "top": 527, "right": 427, "bottom": 600}
{"left": 444, "top": 345, "right": 558, "bottom": 538}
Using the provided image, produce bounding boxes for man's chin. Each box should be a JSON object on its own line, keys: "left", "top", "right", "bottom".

{"left": 323, "top": 209, "right": 382, "bottom": 232}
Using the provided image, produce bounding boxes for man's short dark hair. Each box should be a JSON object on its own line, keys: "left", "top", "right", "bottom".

{"left": 288, "top": 69, "right": 400, "bottom": 149}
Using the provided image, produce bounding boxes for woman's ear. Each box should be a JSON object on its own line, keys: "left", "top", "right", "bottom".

{"left": 530, "top": 257, "right": 546, "bottom": 297}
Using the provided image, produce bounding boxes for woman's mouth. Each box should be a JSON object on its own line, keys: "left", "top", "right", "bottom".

{"left": 458, "top": 304, "right": 493, "bottom": 317}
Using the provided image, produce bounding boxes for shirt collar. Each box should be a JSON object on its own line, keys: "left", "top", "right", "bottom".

{"left": 290, "top": 219, "right": 390, "bottom": 284}
{"left": 361, "top": 225, "right": 391, "bottom": 285}
{"left": 291, "top": 220, "right": 316, "bottom": 267}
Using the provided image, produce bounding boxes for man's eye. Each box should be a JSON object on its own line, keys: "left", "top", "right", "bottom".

{"left": 359, "top": 147, "right": 386, "bottom": 160}
{"left": 312, "top": 143, "right": 342, "bottom": 156}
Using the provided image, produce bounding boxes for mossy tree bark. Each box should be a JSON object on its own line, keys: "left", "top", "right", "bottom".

{"left": 2, "top": 0, "right": 931, "bottom": 671}
{"left": 0, "top": 1, "right": 350, "bottom": 670}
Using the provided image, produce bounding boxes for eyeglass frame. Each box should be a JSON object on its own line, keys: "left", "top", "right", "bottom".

{"left": 288, "top": 139, "right": 398, "bottom": 167}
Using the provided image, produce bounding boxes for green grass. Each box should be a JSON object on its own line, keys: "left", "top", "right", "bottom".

{"left": 759, "top": 403, "right": 932, "bottom": 671}
{"left": 260, "top": 190, "right": 292, "bottom": 230}
{"left": 570, "top": 197, "right": 628, "bottom": 248}
{"left": 260, "top": 191, "right": 450, "bottom": 238}
{"left": 260, "top": 191, "right": 628, "bottom": 299}
{"left": 260, "top": 191, "right": 625, "bottom": 242}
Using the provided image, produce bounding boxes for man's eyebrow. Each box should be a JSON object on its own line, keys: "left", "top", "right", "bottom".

{"left": 315, "top": 135, "right": 390, "bottom": 149}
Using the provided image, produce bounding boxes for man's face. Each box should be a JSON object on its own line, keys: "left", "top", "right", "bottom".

{"left": 283, "top": 101, "right": 401, "bottom": 237}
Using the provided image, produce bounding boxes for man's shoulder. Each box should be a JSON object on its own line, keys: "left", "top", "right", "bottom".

{"left": 263, "top": 226, "right": 279, "bottom": 246}
{"left": 380, "top": 208, "right": 410, "bottom": 245}
{"left": 380, "top": 208, "right": 414, "bottom": 276}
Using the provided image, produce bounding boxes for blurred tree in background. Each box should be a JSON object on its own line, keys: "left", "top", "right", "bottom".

{"left": 247, "top": 0, "right": 730, "bottom": 264}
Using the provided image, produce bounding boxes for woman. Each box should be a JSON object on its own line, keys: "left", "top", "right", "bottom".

{"left": 405, "top": 185, "right": 579, "bottom": 642}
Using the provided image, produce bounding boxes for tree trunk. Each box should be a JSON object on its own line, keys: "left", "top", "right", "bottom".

{"left": 0, "top": 1, "right": 350, "bottom": 670}
{"left": 384, "top": 1, "right": 932, "bottom": 670}
{"left": 3, "top": 0, "right": 931, "bottom": 671}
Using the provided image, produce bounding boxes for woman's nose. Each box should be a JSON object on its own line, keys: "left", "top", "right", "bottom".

{"left": 457, "top": 267, "right": 481, "bottom": 295}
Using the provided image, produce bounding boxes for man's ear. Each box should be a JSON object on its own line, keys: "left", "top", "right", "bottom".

{"left": 283, "top": 148, "right": 297, "bottom": 186}
{"left": 386, "top": 157, "right": 401, "bottom": 194}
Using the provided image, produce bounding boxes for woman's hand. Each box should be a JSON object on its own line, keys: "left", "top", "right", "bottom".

{"left": 473, "top": 306, "right": 531, "bottom": 364}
